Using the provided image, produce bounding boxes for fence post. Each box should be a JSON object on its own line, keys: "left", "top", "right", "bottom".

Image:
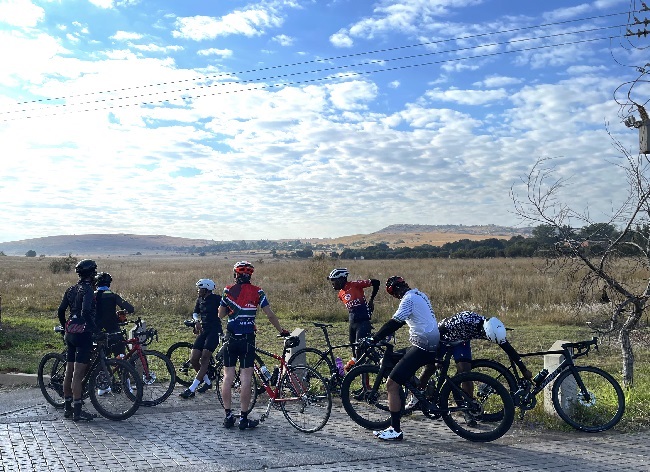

{"left": 543, "top": 340, "right": 576, "bottom": 415}
{"left": 286, "top": 328, "right": 306, "bottom": 364}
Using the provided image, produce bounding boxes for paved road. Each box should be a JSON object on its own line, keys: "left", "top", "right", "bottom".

{"left": 1, "top": 385, "right": 648, "bottom": 472}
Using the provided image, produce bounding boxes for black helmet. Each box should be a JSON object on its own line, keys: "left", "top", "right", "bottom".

{"left": 75, "top": 259, "right": 97, "bottom": 277}
{"left": 95, "top": 272, "right": 112, "bottom": 287}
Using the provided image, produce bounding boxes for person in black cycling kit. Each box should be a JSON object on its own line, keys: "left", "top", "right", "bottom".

{"left": 365, "top": 276, "right": 440, "bottom": 441}
{"left": 406, "top": 311, "right": 533, "bottom": 410}
{"left": 94, "top": 272, "right": 135, "bottom": 357}
{"left": 180, "top": 278, "right": 223, "bottom": 398}
{"left": 57, "top": 259, "right": 99, "bottom": 422}
{"left": 327, "top": 268, "right": 380, "bottom": 371}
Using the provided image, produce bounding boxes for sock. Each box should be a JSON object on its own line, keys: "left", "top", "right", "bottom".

{"left": 189, "top": 378, "right": 200, "bottom": 392}
{"left": 390, "top": 411, "right": 401, "bottom": 432}
{"left": 225, "top": 409, "right": 232, "bottom": 417}
{"left": 203, "top": 374, "right": 211, "bottom": 385}
{"left": 240, "top": 412, "right": 248, "bottom": 420}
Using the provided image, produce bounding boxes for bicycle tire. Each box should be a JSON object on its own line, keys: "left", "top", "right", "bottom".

{"left": 89, "top": 358, "right": 143, "bottom": 420}
{"left": 280, "top": 365, "right": 332, "bottom": 433}
{"left": 340, "top": 363, "right": 392, "bottom": 430}
{"left": 129, "top": 350, "right": 176, "bottom": 407}
{"left": 439, "top": 371, "right": 515, "bottom": 442}
{"left": 166, "top": 341, "right": 195, "bottom": 387}
{"left": 37, "top": 352, "right": 67, "bottom": 408}
{"left": 470, "top": 358, "right": 519, "bottom": 421}
{"left": 287, "top": 347, "right": 340, "bottom": 394}
{"left": 551, "top": 366, "right": 625, "bottom": 432}
{"left": 215, "top": 362, "right": 258, "bottom": 414}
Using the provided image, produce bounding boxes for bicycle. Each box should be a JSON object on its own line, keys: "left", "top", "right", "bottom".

{"left": 470, "top": 337, "right": 625, "bottom": 432}
{"left": 228, "top": 334, "right": 332, "bottom": 433}
{"left": 286, "top": 322, "right": 384, "bottom": 395}
{"left": 340, "top": 338, "right": 515, "bottom": 442}
{"left": 37, "top": 328, "right": 144, "bottom": 420}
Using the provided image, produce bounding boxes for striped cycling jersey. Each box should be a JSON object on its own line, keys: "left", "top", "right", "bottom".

{"left": 220, "top": 282, "right": 269, "bottom": 335}
{"left": 438, "top": 311, "right": 487, "bottom": 342}
{"left": 338, "top": 280, "right": 373, "bottom": 322}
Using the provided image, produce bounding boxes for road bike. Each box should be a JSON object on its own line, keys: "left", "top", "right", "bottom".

{"left": 339, "top": 338, "right": 515, "bottom": 442}
{"left": 229, "top": 334, "right": 332, "bottom": 433}
{"left": 470, "top": 337, "right": 625, "bottom": 432}
{"left": 286, "top": 322, "right": 385, "bottom": 395}
{"left": 37, "top": 328, "right": 143, "bottom": 420}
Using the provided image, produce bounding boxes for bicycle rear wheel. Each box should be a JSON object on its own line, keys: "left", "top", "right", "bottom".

{"left": 280, "top": 365, "right": 332, "bottom": 433}
{"left": 89, "top": 358, "right": 143, "bottom": 420}
{"left": 287, "top": 347, "right": 340, "bottom": 395}
{"left": 471, "top": 359, "right": 518, "bottom": 421}
{"left": 552, "top": 366, "right": 625, "bottom": 432}
{"left": 37, "top": 352, "right": 66, "bottom": 408}
{"left": 166, "top": 342, "right": 194, "bottom": 387}
{"left": 130, "top": 350, "right": 176, "bottom": 407}
{"left": 439, "top": 371, "right": 514, "bottom": 442}
{"left": 215, "top": 363, "right": 258, "bottom": 414}
{"left": 340, "top": 364, "right": 392, "bottom": 430}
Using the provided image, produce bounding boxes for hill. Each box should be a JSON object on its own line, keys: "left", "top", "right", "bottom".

{"left": 0, "top": 224, "right": 533, "bottom": 256}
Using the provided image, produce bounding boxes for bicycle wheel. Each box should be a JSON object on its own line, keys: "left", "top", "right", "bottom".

{"left": 340, "top": 363, "right": 392, "bottom": 430}
{"left": 280, "top": 365, "right": 332, "bottom": 433}
{"left": 551, "top": 366, "right": 625, "bottom": 432}
{"left": 215, "top": 363, "right": 258, "bottom": 414}
{"left": 89, "top": 358, "right": 143, "bottom": 420}
{"left": 130, "top": 350, "right": 176, "bottom": 407}
{"left": 287, "top": 348, "right": 339, "bottom": 394}
{"left": 166, "top": 342, "right": 194, "bottom": 387}
{"left": 439, "top": 371, "right": 514, "bottom": 442}
{"left": 471, "top": 359, "right": 519, "bottom": 421}
{"left": 37, "top": 352, "right": 66, "bottom": 408}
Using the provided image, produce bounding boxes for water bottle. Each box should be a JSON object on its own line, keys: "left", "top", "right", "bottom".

{"left": 260, "top": 365, "right": 272, "bottom": 382}
{"left": 335, "top": 357, "right": 345, "bottom": 376}
{"left": 532, "top": 368, "right": 548, "bottom": 385}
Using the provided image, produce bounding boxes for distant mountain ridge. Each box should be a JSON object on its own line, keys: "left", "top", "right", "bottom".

{"left": 374, "top": 224, "right": 532, "bottom": 236}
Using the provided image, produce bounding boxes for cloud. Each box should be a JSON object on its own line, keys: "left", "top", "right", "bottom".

{"left": 172, "top": 9, "right": 284, "bottom": 41}
{"left": 272, "top": 34, "right": 294, "bottom": 46}
{"left": 111, "top": 31, "right": 144, "bottom": 41}
{"left": 0, "top": 0, "right": 44, "bottom": 27}
{"left": 197, "top": 48, "right": 233, "bottom": 58}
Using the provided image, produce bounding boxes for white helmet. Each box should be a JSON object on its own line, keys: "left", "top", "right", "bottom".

{"left": 196, "top": 278, "right": 215, "bottom": 291}
{"left": 483, "top": 317, "right": 507, "bottom": 344}
{"left": 328, "top": 268, "right": 349, "bottom": 280}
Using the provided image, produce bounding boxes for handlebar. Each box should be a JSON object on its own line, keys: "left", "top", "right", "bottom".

{"left": 561, "top": 337, "right": 598, "bottom": 354}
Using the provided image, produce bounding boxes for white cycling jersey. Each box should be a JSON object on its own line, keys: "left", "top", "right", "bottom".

{"left": 391, "top": 288, "right": 439, "bottom": 352}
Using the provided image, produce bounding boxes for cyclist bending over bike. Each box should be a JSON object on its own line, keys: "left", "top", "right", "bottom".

{"left": 180, "top": 278, "right": 223, "bottom": 399}
{"left": 56, "top": 259, "right": 100, "bottom": 422}
{"left": 406, "top": 312, "right": 533, "bottom": 411}
{"left": 327, "top": 268, "right": 379, "bottom": 371}
{"left": 366, "top": 276, "right": 439, "bottom": 441}
{"left": 218, "top": 261, "right": 289, "bottom": 430}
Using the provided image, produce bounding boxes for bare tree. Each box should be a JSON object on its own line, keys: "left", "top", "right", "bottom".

{"left": 512, "top": 144, "right": 650, "bottom": 387}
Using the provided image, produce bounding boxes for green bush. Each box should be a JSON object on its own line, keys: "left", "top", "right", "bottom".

{"left": 48, "top": 255, "right": 78, "bottom": 274}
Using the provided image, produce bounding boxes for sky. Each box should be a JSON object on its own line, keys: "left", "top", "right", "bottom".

{"left": 1, "top": 0, "right": 649, "bottom": 243}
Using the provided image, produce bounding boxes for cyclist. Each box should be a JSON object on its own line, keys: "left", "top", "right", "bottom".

{"left": 94, "top": 272, "right": 135, "bottom": 357}
{"left": 365, "top": 276, "right": 439, "bottom": 441}
{"left": 327, "top": 268, "right": 380, "bottom": 370}
{"left": 56, "top": 259, "right": 99, "bottom": 422}
{"left": 179, "top": 278, "right": 223, "bottom": 399}
{"left": 218, "top": 261, "right": 289, "bottom": 430}
{"left": 405, "top": 311, "right": 533, "bottom": 411}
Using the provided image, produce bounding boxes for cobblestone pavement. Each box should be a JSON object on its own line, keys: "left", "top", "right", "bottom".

{"left": 1, "top": 385, "right": 648, "bottom": 472}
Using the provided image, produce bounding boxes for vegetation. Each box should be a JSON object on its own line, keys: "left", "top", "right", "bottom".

{"left": 0, "top": 255, "right": 648, "bottom": 431}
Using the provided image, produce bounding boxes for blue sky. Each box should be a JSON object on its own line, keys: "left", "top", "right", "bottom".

{"left": 0, "top": 0, "right": 648, "bottom": 243}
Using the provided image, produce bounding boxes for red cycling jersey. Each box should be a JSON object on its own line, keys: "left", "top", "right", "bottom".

{"left": 338, "top": 280, "right": 373, "bottom": 322}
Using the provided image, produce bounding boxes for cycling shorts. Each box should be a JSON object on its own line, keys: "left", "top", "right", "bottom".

{"left": 222, "top": 333, "right": 256, "bottom": 368}
{"left": 193, "top": 330, "right": 221, "bottom": 353}
{"left": 388, "top": 345, "right": 439, "bottom": 385}
{"left": 438, "top": 341, "right": 472, "bottom": 362}
{"left": 64, "top": 332, "right": 93, "bottom": 364}
{"left": 349, "top": 320, "right": 372, "bottom": 344}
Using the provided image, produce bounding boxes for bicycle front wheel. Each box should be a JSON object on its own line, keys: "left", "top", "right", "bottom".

{"left": 130, "top": 350, "right": 176, "bottom": 407}
{"left": 552, "top": 366, "right": 625, "bottom": 432}
{"left": 439, "top": 371, "right": 515, "bottom": 442}
{"left": 280, "top": 365, "right": 332, "bottom": 433}
{"left": 37, "top": 352, "right": 67, "bottom": 408}
{"left": 287, "top": 348, "right": 339, "bottom": 394}
{"left": 340, "top": 363, "right": 391, "bottom": 430}
{"left": 166, "top": 342, "right": 194, "bottom": 387}
{"left": 89, "top": 358, "right": 143, "bottom": 420}
{"left": 471, "top": 359, "right": 519, "bottom": 421}
{"left": 215, "top": 363, "right": 258, "bottom": 415}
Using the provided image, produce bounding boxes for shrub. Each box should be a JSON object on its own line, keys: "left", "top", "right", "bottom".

{"left": 48, "top": 255, "right": 78, "bottom": 274}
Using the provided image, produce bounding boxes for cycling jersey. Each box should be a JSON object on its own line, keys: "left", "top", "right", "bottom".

{"left": 193, "top": 292, "right": 223, "bottom": 334}
{"left": 338, "top": 280, "right": 373, "bottom": 323}
{"left": 391, "top": 289, "right": 439, "bottom": 352}
{"left": 95, "top": 288, "right": 135, "bottom": 333}
{"left": 220, "top": 282, "right": 269, "bottom": 335}
{"left": 57, "top": 280, "right": 97, "bottom": 333}
{"left": 438, "top": 311, "right": 487, "bottom": 342}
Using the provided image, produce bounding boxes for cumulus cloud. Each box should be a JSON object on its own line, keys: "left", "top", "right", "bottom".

{"left": 173, "top": 9, "right": 283, "bottom": 41}
{"left": 0, "top": 0, "right": 44, "bottom": 27}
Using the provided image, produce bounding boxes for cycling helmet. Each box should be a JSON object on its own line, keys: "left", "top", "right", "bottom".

{"left": 284, "top": 336, "right": 300, "bottom": 348}
{"left": 327, "top": 268, "right": 349, "bottom": 280}
{"left": 233, "top": 261, "right": 255, "bottom": 275}
{"left": 95, "top": 272, "right": 112, "bottom": 287}
{"left": 483, "top": 317, "right": 507, "bottom": 344}
{"left": 385, "top": 276, "right": 408, "bottom": 297}
{"left": 196, "top": 278, "right": 216, "bottom": 291}
{"left": 75, "top": 259, "right": 97, "bottom": 277}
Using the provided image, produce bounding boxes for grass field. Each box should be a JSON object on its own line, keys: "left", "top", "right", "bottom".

{"left": 0, "top": 254, "right": 648, "bottom": 431}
